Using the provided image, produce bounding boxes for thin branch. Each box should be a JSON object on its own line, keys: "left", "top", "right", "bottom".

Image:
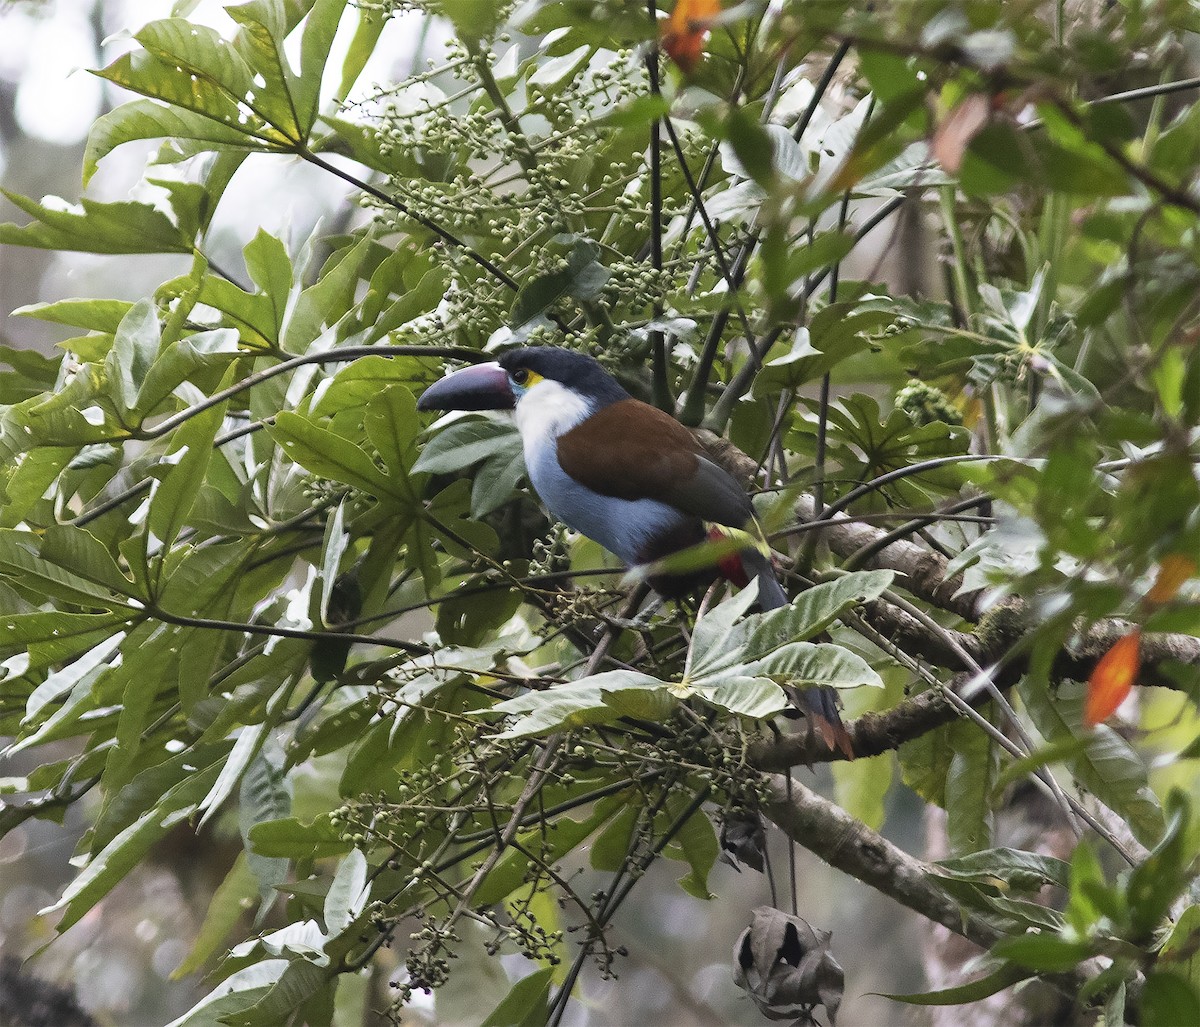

{"left": 646, "top": 0, "right": 669, "bottom": 409}
{"left": 300, "top": 149, "right": 521, "bottom": 289}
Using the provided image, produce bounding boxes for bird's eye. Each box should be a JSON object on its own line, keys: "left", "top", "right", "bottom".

{"left": 512, "top": 368, "right": 529, "bottom": 385}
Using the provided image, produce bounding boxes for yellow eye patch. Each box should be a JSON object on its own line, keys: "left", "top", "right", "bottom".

{"left": 513, "top": 369, "right": 544, "bottom": 388}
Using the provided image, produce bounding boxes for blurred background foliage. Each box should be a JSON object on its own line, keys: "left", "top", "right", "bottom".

{"left": 1, "top": 1, "right": 1200, "bottom": 1025}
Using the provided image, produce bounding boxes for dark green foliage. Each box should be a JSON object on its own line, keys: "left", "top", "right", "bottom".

{"left": 2, "top": 1, "right": 1200, "bottom": 1024}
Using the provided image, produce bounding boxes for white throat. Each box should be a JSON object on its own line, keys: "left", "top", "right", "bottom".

{"left": 513, "top": 380, "right": 592, "bottom": 458}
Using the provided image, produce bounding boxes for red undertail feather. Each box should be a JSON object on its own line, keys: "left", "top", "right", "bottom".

{"left": 805, "top": 686, "right": 855, "bottom": 760}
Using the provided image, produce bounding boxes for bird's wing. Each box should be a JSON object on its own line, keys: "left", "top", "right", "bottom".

{"left": 556, "top": 399, "right": 754, "bottom": 527}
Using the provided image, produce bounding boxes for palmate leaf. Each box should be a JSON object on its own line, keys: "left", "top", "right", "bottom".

{"left": 689, "top": 571, "right": 893, "bottom": 681}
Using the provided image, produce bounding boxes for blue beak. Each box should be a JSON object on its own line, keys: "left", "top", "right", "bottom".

{"left": 417, "top": 361, "right": 515, "bottom": 412}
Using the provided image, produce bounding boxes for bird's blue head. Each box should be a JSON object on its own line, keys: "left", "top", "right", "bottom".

{"left": 416, "top": 346, "right": 628, "bottom": 415}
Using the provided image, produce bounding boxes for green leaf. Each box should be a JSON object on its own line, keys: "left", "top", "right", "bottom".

{"left": 0, "top": 447, "right": 74, "bottom": 529}
{"left": 225, "top": 3, "right": 305, "bottom": 141}
{"left": 1126, "top": 790, "right": 1192, "bottom": 941}
{"left": 23, "top": 632, "right": 124, "bottom": 723}
{"left": 510, "top": 239, "right": 608, "bottom": 327}
{"left": 886, "top": 962, "right": 1029, "bottom": 1005}
{"left": 11, "top": 620, "right": 131, "bottom": 689}
{"left": 486, "top": 671, "right": 667, "bottom": 739}
{"left": 281, "top": 234, "right": 374, "bottom": 353}
{"left": 945, "top": 720, "right": 995, "bottom": 855}
{"left": 476, "top": 796, "right": 624, "bottom": 905}
{"left": 0, "top": 528, "right": 132, "bottom": 608}
{"left": 931, "top": 847, "right": 1071, "bottom": 892}
{"left": 735, "top": 642, "right": 884, "bottom": 691}
{"left": 148, "top": 376, "right": 228, "bottom": 551}
{"left": 1018, "top": 676, "right": 1163, "bottom": 846}
{"left": 665, "top": 802, "right": 718, "bottom": 900}
{"left": 136, "top": 17, "right": 257, "bottom": 104}
{"left": 12, "top": 297, "right": 134, "bottom": 333}
{"left": 91, "top": 741, "right": 235, "bottom": 853}
{"left": 694, "top": 677, "right": 788, "bottom": 718}
{"left": 323, "top": 848, "right": 369, "bottom": 935}
{"left": 223, "top": 959, "right": 330, "bottom": 1027}
{"left": 297, "top": 0, "right": 350, "bottom": 133}
{"left": 481, "top": 967, "right": 554, "bottom": 1027}
{"left": 240, "top": 745, "right": 293, "bottom": 912}
{"left": 990, "top": 933, "right": 1092, "bottom": 973}
{"left": 441, "top": 0, "right": 501, "bottom": 42}
{"left": 163, "top": 961, "right": 286, "bottom": 1027}
{"left": 136, "top": 328, "right": 241, "bottom": 414}
{"left": 414, "top": 415, "right": 520, "bottom": 474}
{"left": 40, "top": 524, "right": 138, "bottom": 597}
{"left": 364, "top": 385, "right": 420, "bottom": 484}
{"left": 248, "top": 814, "right": 349, "bottom": 860}
{"left": 42, "top": 759, "right": 223, "bottom": 933}
{"left": 335, "top": 4, "right": 386, "bottom": 101}
{"left": 172, "top": 852, "right": 259, "bottom": 978}
{"left": 0, "top": 189, "right": 191, "bottom": 254}
{"left": 269, "top": 411, "right": 397, "bottom": 498}
{"left": 690, "top": 571, "right": 893, "bottom": 680}
{"left": 198, "top": 723, "right": 269, "bottom": 828}
{"left": 1141, "top": 972, "right": 1200, "bottom": 1027}
{"left": 103, "top": 623, "right": 182, "bottom": 792}
{"left": 84, "top": 99, "right": 261, "bottom": 184}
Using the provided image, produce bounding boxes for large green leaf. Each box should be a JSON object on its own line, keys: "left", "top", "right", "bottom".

{"left": 481, "top": 967, "right": 554, "bottom": 1027}
{"left": 364, "top": 385, "right": 420, "bottom": 485}
{"left": 12, "top": 297, "right": 134, "bottom": 333}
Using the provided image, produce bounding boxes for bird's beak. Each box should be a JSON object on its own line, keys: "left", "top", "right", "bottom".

{"left": 417, "top": 362, "right": 515, "bottom": 412}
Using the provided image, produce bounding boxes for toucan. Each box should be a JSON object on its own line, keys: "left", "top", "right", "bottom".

{"left": 417, "top": 346, "right": 852, "bottom": 756}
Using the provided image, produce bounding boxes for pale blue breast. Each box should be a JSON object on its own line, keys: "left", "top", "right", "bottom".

{"left": 525, "top": 442, "right": 688, "bottom": 566}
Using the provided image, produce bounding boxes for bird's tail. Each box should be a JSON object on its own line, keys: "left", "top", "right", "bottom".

{"left": 741, "top": 548, "right": 855, "bottom": 760}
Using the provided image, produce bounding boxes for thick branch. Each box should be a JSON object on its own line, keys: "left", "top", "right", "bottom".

{"left": 751, "top": 679, "right": 960, "bottom": 770}
{"left": 793, "top": 494, "right": 984, "bottom": 619}
{"left": 762, "top": 773, "right": 1000, "bottom": 949}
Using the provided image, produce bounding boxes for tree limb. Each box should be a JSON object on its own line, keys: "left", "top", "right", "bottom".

{"left": 762, "top": 773, "right": 1001, "bottom": 949}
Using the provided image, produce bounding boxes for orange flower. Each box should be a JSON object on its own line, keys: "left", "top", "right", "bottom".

{"left": 1085, "top": 629, "right": 1142, "bottom": 727}
{"left": 661, "top": 0, "right": 721, "bottom": 74}
{"left": 1145, "top": 553, "right": 1196, "bottom": 607}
